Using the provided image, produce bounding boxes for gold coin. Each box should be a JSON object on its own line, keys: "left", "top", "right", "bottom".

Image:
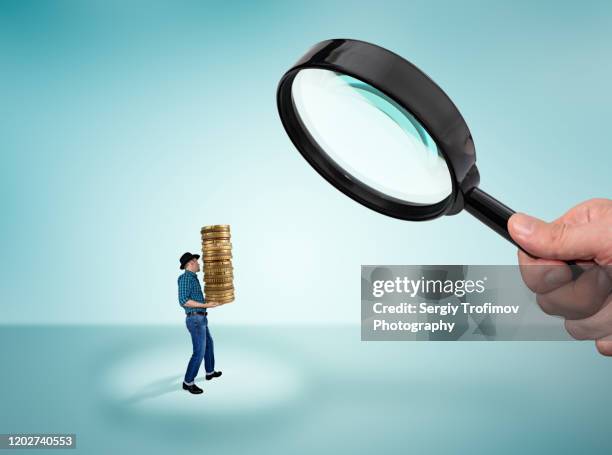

{"left": 203, "top": 242, "right": 232, "bottom": 248}
{"left": 202, "top": 231, "right": 231, "bottom": 239}
{"left": 205, "top": 275, "right": 233, "bottom": 281}
{"left": 201, "top": 224, "right": 229, "bottom": 228}
{"left": 201, "top": 237, "right": 231, "bottom": 242}
{"left": 204, "top": 269, "right": 233, "bottom": 275}
{"left": 205, "top": 289, "right": 234, "bottom": 300}
{"left": 202, "top": 226, "right": 230, "bottom": 231}
{"left": 203, "top": 256, "right": 233, "bottom": 262}
{"left": 202, "top": 237, "right": 231, "bottom": 242}
{"left": 204, "top": 265, "right": 234, "bottom": 275}
{"left": 206, "top": 287, "right": 235, "bottom": 293}
{"left": 201, "top": 230, "right": 230, "bottom": 235}
{"left": 205, "top": 278, "right": 234, "bottom": 285}
{"left": 205, "top": 283, "right": 234, "bottom": 289}
{"left": 218, "top": 292, "right": 235, "bottom": 298}
{"left": 205, "top": 286, "right": 234, "bottom": 292}
{"left": 205, "top": 280, "right": 234, "bottom": 287}
{"left": 206, "top": 287, "right": 235, "bottom": 294}
{"left": 202, "top": 245, "right": 232, "bottom": 254}
{"left": 206, "top": 291, "right": 235, "bottom": 302}
{"left": 201, "top": 225, "right": 231, "bottom": 232}
{"left": 204, "top": 266, "right": 233, "bottom": 273}
{"left": 202, "top": 252, "right": 232, "bottom": 258}
{"left": 202, "top": 241, "right": 232, "bottom": 248}
{"left": 205, "top": 284, "right": 234, "bottom": 290}
{"left": 205, "top": 283, "right": 234, "bottom": 288}
{"left": 202, "top": 244, "right": 232, "bottom": 253}
{"left": 205, "top": 285, "right": 234, "bottom": 291}
{"left": 202, "top": 247, "right": 231, "bottom": 253}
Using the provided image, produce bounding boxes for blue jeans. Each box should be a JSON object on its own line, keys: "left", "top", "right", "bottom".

{"left": 184, "top": 313, "right": 215, "bottom": 384}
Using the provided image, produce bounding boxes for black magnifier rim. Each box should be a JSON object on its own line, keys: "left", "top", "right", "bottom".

{"left": 277, "top": 39, "right": 479, "bottom": 221}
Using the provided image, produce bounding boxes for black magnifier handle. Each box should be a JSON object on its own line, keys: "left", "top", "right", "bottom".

{"left": 464, "top": 187, "right": 584, "bottom": 280}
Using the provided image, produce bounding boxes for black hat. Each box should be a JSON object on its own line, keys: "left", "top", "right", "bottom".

{"left": 179, "top": 252, "right": 200, "bottom": 270}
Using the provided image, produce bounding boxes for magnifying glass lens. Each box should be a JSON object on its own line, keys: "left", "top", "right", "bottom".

{"left": 291, "top": 68, "right": 453, "bottom": 205}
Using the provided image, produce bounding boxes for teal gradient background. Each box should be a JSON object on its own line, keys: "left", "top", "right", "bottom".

{"left": 1, "top": 0, "right": 611, "bottom": 325}
{"left": 1, "top": 1, "right": 611, "bottom": 454}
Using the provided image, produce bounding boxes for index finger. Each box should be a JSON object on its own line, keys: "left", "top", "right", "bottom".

{"left": 517, "top": 249, "right": 573, "bottom": 294}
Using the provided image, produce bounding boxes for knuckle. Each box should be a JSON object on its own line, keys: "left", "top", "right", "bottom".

{"left": 536, "top": 294, "right": 557, "bottom": 316}
{"left": 565, "top": 321, "right": 591, "bottom": 340}
{"left": 586, "top": 197, "right": 609, "bottom": 206}
{"left": 574, "top": 299, "right": 596, "bottom": 317}
{"left": 549, "top": 222, "right": 569, "bottom": 246}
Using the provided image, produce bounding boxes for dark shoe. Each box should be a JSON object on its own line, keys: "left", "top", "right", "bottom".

{"left": 205, "top": 371, "right": 222, "bottom": 381}
{"left": 182, "top": 382, "right": 203, "bottom": 394}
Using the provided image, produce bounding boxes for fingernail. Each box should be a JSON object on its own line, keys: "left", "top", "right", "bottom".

{"left": 545, "top": 268, "right": 567, "bottom": 286}
{"left": 512, "top": 213, "right": 537, "bottom": 238}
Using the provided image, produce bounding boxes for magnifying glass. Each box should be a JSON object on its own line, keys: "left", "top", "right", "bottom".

{"left": 276, "top": 39, "right": 582, "bottom": 275}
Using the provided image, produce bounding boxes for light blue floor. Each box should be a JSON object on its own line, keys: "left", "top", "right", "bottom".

{"left": 1, "top": 325, "right": 610, "bottom": 454}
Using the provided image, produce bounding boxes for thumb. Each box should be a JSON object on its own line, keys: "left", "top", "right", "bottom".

{"left": 508, "top": 212, "right": 602, "bottom": 261}
{"left": 596, "top": 339, "right": 612, "bottom": 356}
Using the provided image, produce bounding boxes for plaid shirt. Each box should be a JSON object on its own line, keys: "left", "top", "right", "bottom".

{"left": 178, "top": 270, "right": 205, "bottom": 314}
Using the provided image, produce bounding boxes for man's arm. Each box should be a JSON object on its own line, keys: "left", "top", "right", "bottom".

{"left": 183, "top": 299, "right": 220, "bottom": 309}
{"left": 178, "top": 275, "right": 220, "bottom": 309}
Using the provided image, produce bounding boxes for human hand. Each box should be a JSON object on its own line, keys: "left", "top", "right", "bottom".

{"left": 508, "top": 198, "right": 612, "bottom": 356}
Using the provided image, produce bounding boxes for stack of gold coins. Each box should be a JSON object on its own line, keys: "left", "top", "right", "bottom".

{"left": 201, "top": 225, "right": 235, "bottom": 304}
